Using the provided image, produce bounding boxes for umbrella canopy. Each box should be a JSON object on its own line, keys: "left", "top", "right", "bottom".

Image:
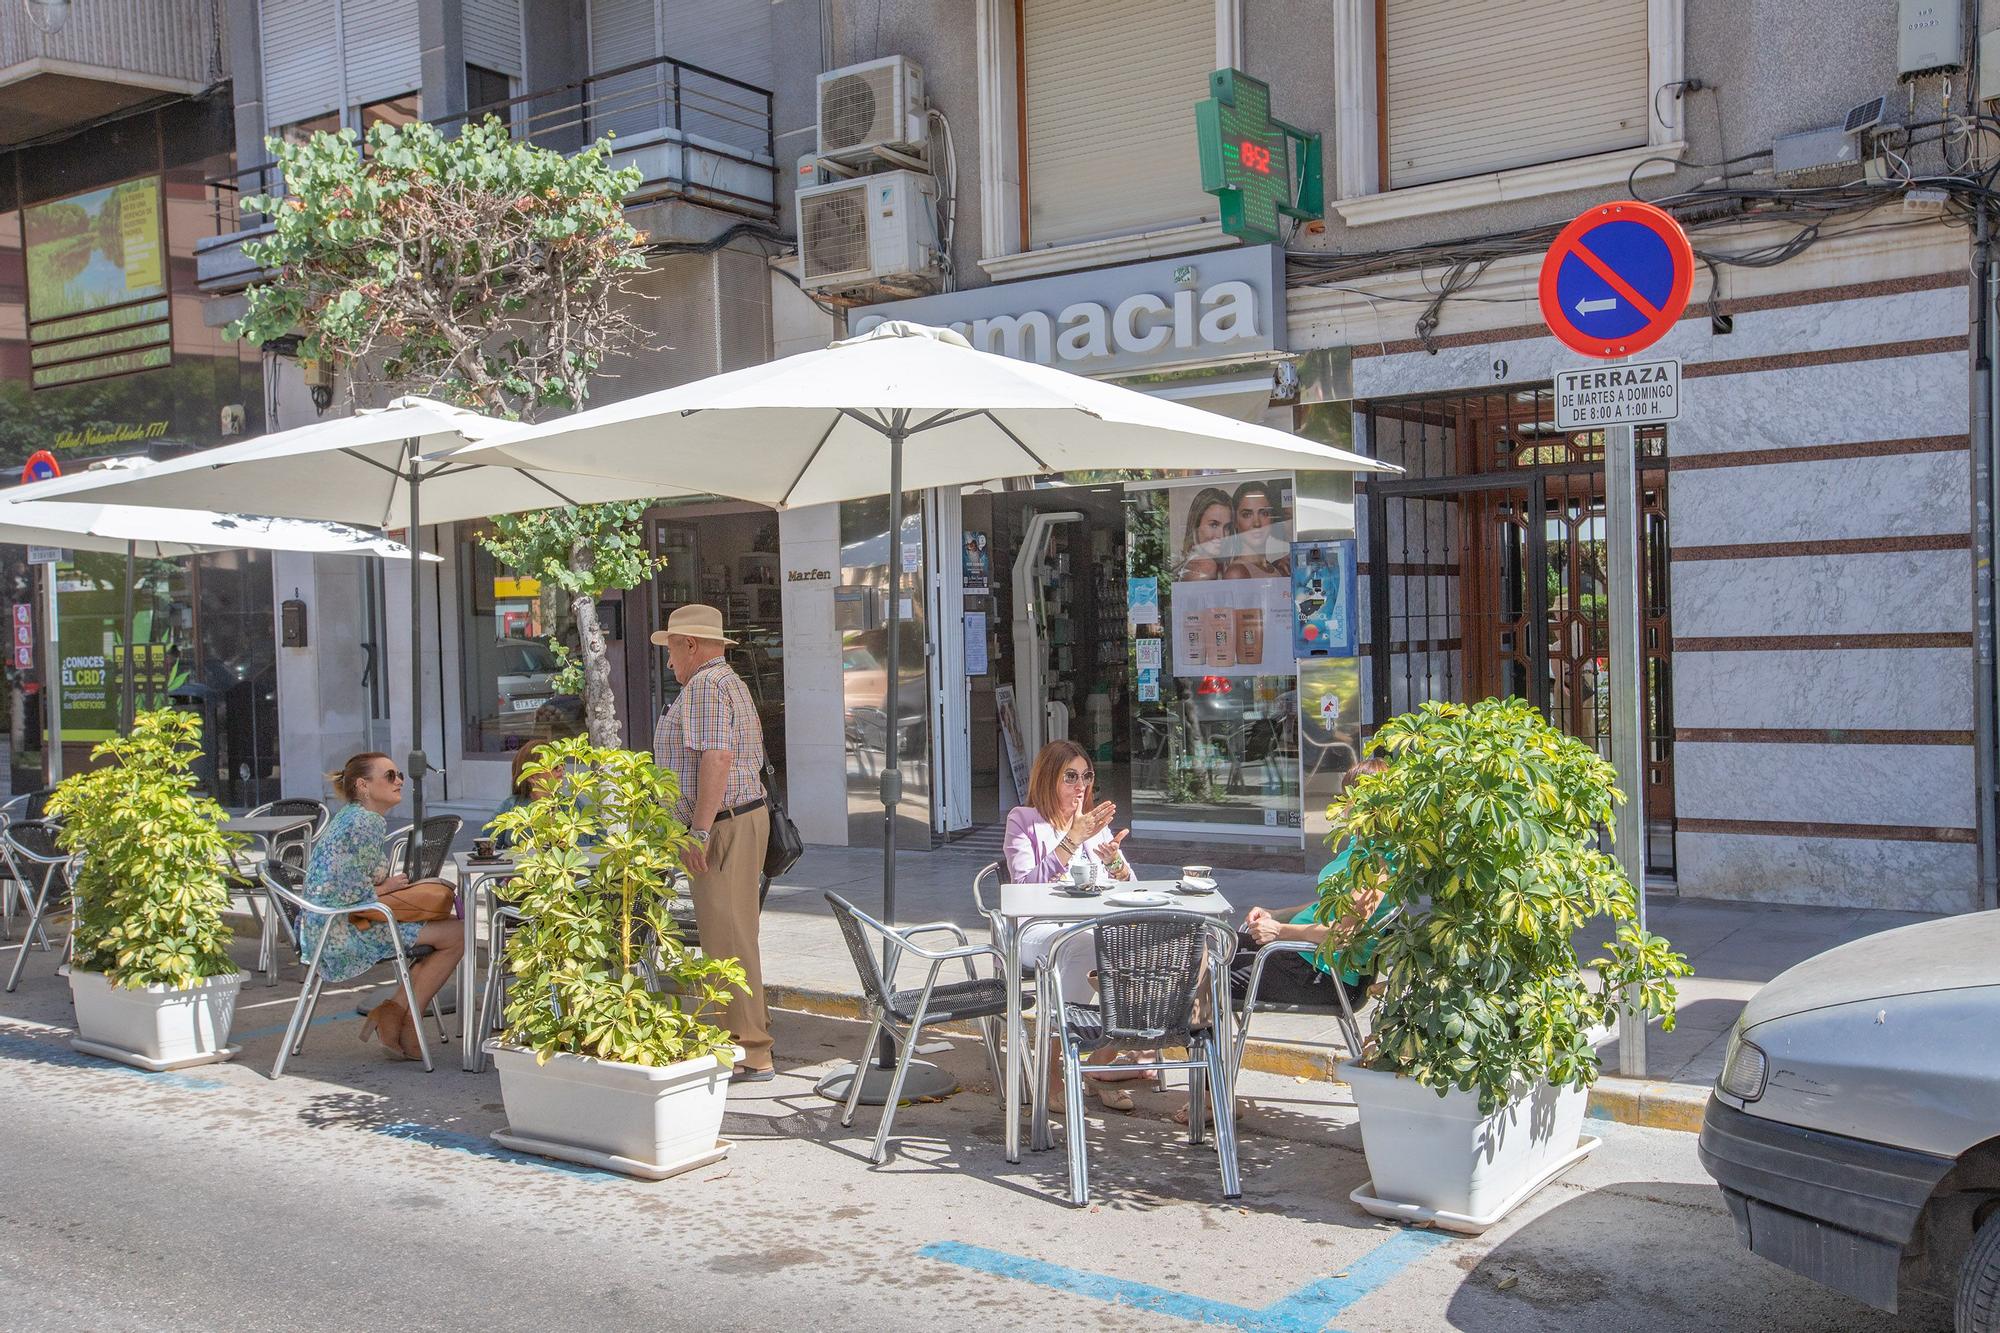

{"left": 35, "top": 396, "right": 685, "bottom": 528}
{"left": 0, "top": 497, "right": 429, "bottom": 560}
{"left": 442, "top": 322, "right": 1395, "bottom": 506}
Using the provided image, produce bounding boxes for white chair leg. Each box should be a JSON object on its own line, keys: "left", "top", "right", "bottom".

{"left": 4, "top": 890, "right": 49, "bottom": 992}
{"left": 1206, "top": 1033, "right": 1242, "bottom": 1200}
{"left": 870, "top": 1010, "right": 926, "bottom": 1165}
{"left": 271, "top": 929, "right": 332, "bottom": 1079}
{"left": 391, "top": 950, "right": 433, "bottom": 1072}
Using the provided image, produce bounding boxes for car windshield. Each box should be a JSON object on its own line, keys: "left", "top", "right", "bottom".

{"left": 504, "top": 641, "right": 557, "bottom": 675}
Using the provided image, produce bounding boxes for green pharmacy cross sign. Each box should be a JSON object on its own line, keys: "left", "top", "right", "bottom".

{"left": 1196, "top": 69, "right": 1322, "bottom": 246}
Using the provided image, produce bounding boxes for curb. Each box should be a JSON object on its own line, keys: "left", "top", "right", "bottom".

{"left": 764, "top": 980, "right": 1711, "bottom": 1135}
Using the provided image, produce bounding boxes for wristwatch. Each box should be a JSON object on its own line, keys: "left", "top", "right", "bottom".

{"left": 689, "top": 828, "right": 711, "bottom": 845}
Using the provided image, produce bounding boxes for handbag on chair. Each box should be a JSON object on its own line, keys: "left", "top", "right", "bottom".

{"left": 761, "top": 760, "right": 804, "bottom": 879}
{"left": 351, "top": 879, "right": 455, "bottom": 930}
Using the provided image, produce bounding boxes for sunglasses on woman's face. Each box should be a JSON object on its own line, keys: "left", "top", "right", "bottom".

{"left": 1060, "top": 768, "right": 1095, "bottom": 787}
{"left": 375, "top": 768, "right": 405, "bottom": 784}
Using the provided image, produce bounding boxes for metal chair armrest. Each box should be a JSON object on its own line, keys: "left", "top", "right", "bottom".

{"left": 899, "top": 921, "right": 971, "bottom": 947}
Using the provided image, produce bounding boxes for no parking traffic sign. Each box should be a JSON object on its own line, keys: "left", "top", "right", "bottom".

{"left": 1537, "top": 200, "right": 1693, "bottom": 359}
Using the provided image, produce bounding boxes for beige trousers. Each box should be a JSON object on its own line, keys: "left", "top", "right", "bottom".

{"left": 691, "top": 806, "right": 771, "bottom": 1067}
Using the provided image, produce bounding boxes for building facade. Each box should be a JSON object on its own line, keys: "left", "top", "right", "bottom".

{"left": 176, "top": 0, "right": 1994, "bottom": 917}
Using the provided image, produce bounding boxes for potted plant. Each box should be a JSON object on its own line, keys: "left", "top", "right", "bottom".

{"left": 49, "top": 709, "right": 248, "bottom": 1071}
{"left": 485, "top": 736, "right": 746, "bottom": 1180}
{"left": 1322, "top": 697, "right": 1689, "bottom": 1232}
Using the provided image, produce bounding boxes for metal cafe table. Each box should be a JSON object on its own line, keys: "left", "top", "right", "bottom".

{"left": 994, "top": 879, "right": 1233, "bottom": 1162}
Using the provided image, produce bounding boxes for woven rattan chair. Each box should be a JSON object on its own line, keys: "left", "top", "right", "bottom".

{"left": 1034, "top": 911, "right": 1242, "bottom": 1207}
{"left": 387, "top": 815, "right": 463, "bottom": 881}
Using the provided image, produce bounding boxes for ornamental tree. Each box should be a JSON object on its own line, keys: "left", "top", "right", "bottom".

{"left": 229, "top": 117, "right": 661, "bottom": 743}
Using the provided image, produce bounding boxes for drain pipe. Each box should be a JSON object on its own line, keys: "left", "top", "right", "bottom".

{"left": 1973, "top": 205, "right": 1999, "bottom": 913}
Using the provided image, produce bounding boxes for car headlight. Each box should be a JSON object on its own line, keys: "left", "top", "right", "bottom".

{"left": 1718, "top": 1031, "right": 1767, "bottom": 1102}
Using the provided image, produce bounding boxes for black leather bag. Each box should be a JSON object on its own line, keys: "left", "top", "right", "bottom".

{"left": 762, "top": 761, "right": 804, "bottom": 879}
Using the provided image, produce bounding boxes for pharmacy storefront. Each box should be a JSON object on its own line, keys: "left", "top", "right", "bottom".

{"left": 782, "top": 246, "right": 1363, "bottom": 866}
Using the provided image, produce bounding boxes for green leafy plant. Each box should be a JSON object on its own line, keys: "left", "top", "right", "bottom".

{"left": 229, "top": 116, "right": 659, "bottom": 743}
{"left": 47, "top": 709, "right": 243, "bottom": 989}
{"left": 488, "top": 735, "right": 744, "bottom": 1067}
{"left": 1320, "top": 697, "right": 1689, "bottom": 1113}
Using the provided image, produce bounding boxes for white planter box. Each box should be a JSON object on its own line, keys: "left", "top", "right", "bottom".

{"left": 69, "top": 969, "right": 244, "bottom": 1072}
{"left": 1343, "top": 1060, "right": 1597, "bottom": 1233}
{"left": 487, "top": 1042, "right": 739, "bottom": 1180}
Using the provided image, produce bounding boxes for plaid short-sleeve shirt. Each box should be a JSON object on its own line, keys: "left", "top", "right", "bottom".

{"left": 652, "top": 655, "right": 766, "bottom": 824}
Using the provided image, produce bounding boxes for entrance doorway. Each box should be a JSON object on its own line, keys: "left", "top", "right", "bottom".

{"left": 1361, "top": 387, "right": 1676, "bottom": 877}
{"left": 961, "top": 485, "right": 1132, "bottom": 844}
{"left": 637, "top": 501, "right": 787, "bottom": 795}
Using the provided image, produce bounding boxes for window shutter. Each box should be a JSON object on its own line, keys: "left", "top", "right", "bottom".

{"left": 341, "top": 0, "right": 422, "bottom": 109}
{"left": 260, "top": 0, "right": 340, "bottom": 129}
{"left": 1022, "top": 0, "right": 1216, "bottom": 249}
{"left": 464, "top": 0, "right": 523, "bottom": 78}
{"left": 588, "top": 0, "right": 662, "bottom": 140}
{"left": 1383, "top": 0, "right": 1649, "bottom": 188}
{"left": 660, "top": 0, "right": 773, "bottom": 155}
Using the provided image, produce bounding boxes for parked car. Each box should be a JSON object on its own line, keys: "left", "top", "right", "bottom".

{"left": 1698, "top": 912, "right": 2000, "bottom": 1326}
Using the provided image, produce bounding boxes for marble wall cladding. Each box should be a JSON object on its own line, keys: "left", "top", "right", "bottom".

{"left": 1350, "top": 284, "right": 1966, "bottom": 403}
{"left": 1672, "top": 549, "right": 1970, "bottom": 638}
{"left": 1675, "top": 740, "right": 1974, "bottom": 828}
{"left": 1669, "top": 449, "right": 1969, "bottom": 547}
{"left": 1677, "top": 832, "right": 1978, "bottom": 913}
{"left": 1673, "top": 647, "right": 1973, "bottom": 730}
{"left": 1671, "top": 353, "right": 1966, "bottom": 458}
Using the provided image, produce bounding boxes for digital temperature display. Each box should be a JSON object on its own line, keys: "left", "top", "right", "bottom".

{"left": 1195, "top": 68, "right": 1321, "bottom": 245}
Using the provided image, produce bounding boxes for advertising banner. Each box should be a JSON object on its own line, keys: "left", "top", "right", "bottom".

{"left": 1162, "top": 475, "right": 1294, "bottom": 678}
{"left": 23, "top": 175, "right": 172, "bottom": 388}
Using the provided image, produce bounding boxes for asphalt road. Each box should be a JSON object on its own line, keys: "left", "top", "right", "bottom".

{"left": 0, "top": 962, "right": 1955, "bottom": 1333}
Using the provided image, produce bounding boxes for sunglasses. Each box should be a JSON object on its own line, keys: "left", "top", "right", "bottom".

{"left": 1060, "top": 768, "right": 1095, "bottom": 786}
{"left": 374, "top": 768, "right": 405, "bottom": 784}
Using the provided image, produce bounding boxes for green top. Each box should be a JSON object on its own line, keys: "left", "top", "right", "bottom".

{"left": 1297, "top": 843, "right": 1393, "bottom": 985}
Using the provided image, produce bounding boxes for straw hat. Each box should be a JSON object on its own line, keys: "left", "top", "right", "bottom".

{"left": 651, "top": 603, "right": 737, "bottom": 646}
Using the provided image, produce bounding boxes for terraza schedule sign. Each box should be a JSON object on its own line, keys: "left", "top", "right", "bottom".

{"left": 1553, "top": 357, "right": 1681, "bottom": 430}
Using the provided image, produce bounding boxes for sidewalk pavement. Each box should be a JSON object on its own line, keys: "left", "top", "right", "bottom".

{"left": 750, "top": 844, "right": 1944, "bottom": 1133}
{"left": 340, "top": 827, "right": 1941, "bottom": 1136}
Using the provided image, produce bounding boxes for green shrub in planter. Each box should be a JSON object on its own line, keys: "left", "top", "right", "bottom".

{"left": 488, "top": 736, "right": 745, "bottom": 1068}
{"left": 1319, "top": 697, "right": 1690, "bottom": 1113}
{"left": 47, "top": 709, "right": 243, "bottom": 988}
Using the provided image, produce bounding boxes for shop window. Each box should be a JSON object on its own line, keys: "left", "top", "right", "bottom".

{"left": 458, "top": 525, "right": 582, "bottom": 754}
{"left": 1125, "top": 475, "right": 1302, "bottom": 835}
{"left": 359, "top": 92, "right": 423, "bottom": 133}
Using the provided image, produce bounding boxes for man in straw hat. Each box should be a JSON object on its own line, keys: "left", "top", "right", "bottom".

{"left": 652, "top": 604, "right": 773, "bottom": 1082}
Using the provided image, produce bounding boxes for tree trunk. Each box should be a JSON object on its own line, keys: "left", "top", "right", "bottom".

{"left": 569, "top": 536, "right": 620, "bottom": 747}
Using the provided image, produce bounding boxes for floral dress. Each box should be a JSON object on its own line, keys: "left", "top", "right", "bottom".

{"left": 301, "top": 803, "right": 425, "bottom": 983}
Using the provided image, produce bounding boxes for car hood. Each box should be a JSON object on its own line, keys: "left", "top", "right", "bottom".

{"left": 1741, "top": 911, "right": 2000, "bottom": 1030}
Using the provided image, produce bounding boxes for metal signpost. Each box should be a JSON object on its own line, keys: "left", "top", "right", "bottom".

{"left": 22, "top": 455, "right": 65, "bottom": 784}
{"left": 1538, "top": 200, "right": 1694, "bottom": 1078}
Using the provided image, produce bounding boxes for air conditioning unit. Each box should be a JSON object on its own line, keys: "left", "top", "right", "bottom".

{"left": 816, "top": 55, "right": 927, "bottom": 168}
{"left": 797, "top": 170, "right": 940, "bottom": 297}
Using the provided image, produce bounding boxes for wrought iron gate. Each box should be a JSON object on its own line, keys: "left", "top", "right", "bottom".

{"left": 1361, "top": 386, "right": 1676, "bottom": 876}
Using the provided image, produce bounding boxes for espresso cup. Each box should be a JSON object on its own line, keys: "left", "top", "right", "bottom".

{"left": 473, "top": 837, "right": 497, "bottom": 859}
{"left": 1181, "top": 864, "right": 1213, "bottom": 882}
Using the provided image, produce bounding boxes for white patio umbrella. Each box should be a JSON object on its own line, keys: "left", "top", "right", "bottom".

{"left": 35, "top": 398, "right": 687, "bottom": 854}
{"left": 0, "top": 473, "right": 428, "bottom": 773}
{"left": 442, "top": 321, "right": 1397, "bottom": 1098}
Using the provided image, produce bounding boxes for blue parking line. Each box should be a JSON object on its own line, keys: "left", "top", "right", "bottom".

{"left": 373, "top": 1121, "right": 615, "bottom": 1180}
{"left": 0, "top": 1029, "right": 226, "bottom": 1091}
{"left": 919, "top": 1227, "right": 1451, "bottom": 1333}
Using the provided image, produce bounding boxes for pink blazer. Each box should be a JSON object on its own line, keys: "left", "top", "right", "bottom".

{"left": 1002, "top": 805, "right": 1117, "bottom": 884}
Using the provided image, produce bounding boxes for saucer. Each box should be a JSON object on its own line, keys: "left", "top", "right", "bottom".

{"left": 1175, "top": 876, "right": 1218, "bottom": 894}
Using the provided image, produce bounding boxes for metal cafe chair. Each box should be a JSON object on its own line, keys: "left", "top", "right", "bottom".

{"left": 1233, "top": 903, "right": 1404, "bottom": 1071}
{"left": 1034, "top": 912, "right": 1242, "bottom": 1207}
{"left": 825, "top": 890, "right": 1029, "bottom": 1165}
{"left": 2, "top": 821, "right": 73, "bottom": 992}
{"left": 470, "top": 902, "right": 526, "bottom": 1075}
{"left": 259, "top": 860, "right": 437, "bottom": 1077}
{"left": 387, "top": 815, "right": 464, "bottom": 882}
{"left": 241, "top": 798, "right": 329, "bottom": 985}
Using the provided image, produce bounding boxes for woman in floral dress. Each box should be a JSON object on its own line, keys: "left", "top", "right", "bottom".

{"left": 304, "top": 753, "right": 463, "bottom": 1060}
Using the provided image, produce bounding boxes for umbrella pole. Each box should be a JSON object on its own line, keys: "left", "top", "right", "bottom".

{"left": 121, "top": 541, "right": 136, "bottom": 735}
{"left": 406, "top": 444, "right": 427, "bottom": 875}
